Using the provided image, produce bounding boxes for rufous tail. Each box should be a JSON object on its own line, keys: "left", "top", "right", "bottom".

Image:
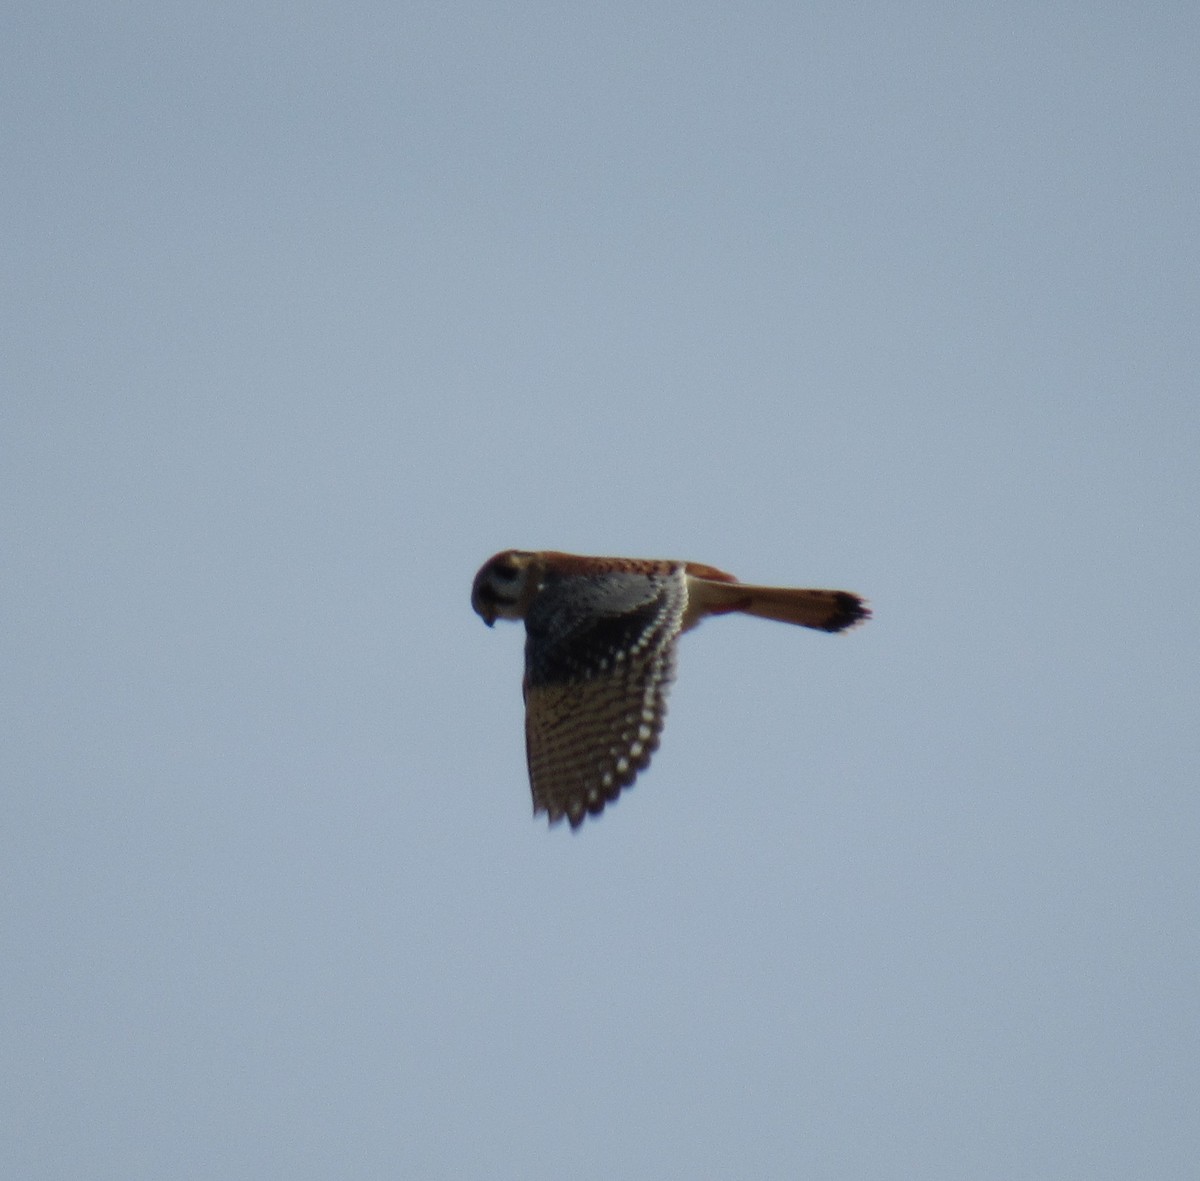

{"left": 691, "top": 578, "right": 870, "bottom": 633}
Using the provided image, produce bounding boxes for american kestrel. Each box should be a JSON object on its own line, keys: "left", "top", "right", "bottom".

{"left": 472, "top": 549, "right": 869, "bottom": 829}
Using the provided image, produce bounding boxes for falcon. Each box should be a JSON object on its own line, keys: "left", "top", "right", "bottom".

{"left": 471, "top": 549, "right": 869, "bottom": 828}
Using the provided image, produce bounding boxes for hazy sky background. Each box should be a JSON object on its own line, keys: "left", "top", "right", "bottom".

{"left": 4, "top": 4, "right": 1197, "bottom": 1178}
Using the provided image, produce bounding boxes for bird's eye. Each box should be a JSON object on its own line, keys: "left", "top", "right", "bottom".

{"left": 492, "top": 562, "right": 519, "bottom": 582}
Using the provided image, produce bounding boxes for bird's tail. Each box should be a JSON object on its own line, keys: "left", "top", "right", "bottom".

{"left": 688, "top": 577, "right": 870, "bottom": 633}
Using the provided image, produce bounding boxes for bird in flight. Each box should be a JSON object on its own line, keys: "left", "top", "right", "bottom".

{"left": 472, "top": 549, "right": 869, "bottom": 829}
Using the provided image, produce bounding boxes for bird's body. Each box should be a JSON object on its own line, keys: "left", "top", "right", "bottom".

{"left": 472, "top": 549, "right": 869, "bottom": 828}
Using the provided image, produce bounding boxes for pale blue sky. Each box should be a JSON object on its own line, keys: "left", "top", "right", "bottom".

{"left": 4, "top": 4, "right": 1198, "bottom": 1178}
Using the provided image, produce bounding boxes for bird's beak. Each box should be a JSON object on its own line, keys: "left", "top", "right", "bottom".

{"left": 471, "top": 586, "right": 497, "bottom": 626}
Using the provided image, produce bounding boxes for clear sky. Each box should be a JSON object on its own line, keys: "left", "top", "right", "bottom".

{"left": 4, "top": 4, "right": 1198, "bottom": 1178}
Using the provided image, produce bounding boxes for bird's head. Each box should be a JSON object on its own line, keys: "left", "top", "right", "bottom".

{"left": 471, "top": 550, "right": 542, "bottom": 626}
